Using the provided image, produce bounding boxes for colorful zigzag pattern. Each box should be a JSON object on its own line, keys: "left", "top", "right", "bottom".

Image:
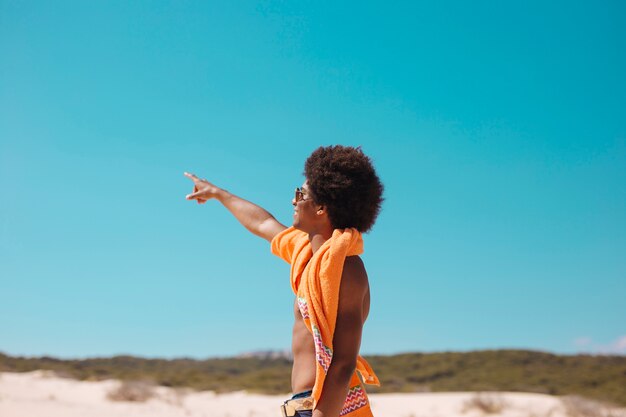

{"left": 297, "top": 296, "right": 309, "bottom": 319}
{"left": 340, "top": 385, "right": 368, "bottom": 416}
{"left": 312, "top": 324, "right": 333, "bottom": 372}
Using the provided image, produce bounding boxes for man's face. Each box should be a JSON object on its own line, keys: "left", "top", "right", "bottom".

{"left": 292, "top": 181, "right": 318, "bottom": 232}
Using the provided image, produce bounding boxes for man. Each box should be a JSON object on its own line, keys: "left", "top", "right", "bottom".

{"left": 184, "top": 145, "right": 384, "bottom": 417}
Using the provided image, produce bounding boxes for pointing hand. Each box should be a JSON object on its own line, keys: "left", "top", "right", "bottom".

{"left": 184, "top": 172, "right": 220, "bottom": 204}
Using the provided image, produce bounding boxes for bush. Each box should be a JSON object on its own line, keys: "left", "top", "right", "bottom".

{"left": 462, "top": 393, "right": 508, "bottom": 414}
{"left": 107, "top": 380, "right": 156, "bottom": 402}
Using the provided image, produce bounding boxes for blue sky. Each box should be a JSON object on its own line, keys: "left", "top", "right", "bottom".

{"left": 1, "top": 1, "right": 624, "bottom": 359}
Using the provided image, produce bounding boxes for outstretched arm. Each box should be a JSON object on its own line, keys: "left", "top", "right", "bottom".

{"left": 184, "top": 172, "right": 287, "bottom": 242}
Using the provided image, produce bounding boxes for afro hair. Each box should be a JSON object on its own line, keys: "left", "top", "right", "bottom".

{"left": 304, "top": 145, "right": 384, "bottom": 233}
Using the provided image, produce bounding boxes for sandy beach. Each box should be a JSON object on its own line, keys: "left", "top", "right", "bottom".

{"left": 1, "top": 371, "right": 624, "bottom": 417}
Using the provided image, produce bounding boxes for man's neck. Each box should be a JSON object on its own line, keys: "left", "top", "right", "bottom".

{"left": 309, "top": 226, "right": 334, "bottom": 253}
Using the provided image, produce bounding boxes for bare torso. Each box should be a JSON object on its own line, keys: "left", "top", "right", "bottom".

{"left": 290, "top": 258, "right": 371, "bottom": 393}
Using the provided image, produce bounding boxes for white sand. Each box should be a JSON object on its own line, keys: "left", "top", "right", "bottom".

{"left": 1, "top": 371, "right": 624, "bottom": 417}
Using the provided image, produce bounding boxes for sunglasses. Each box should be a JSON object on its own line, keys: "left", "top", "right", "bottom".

{"left": 294, "top": 187, "right": 312, "bottom": 202}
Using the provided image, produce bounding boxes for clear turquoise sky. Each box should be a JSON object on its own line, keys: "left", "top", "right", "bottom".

{"left": 1, "top": 1, "right": 624, "bottom": 359}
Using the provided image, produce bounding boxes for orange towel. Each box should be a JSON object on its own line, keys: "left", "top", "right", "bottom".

{"left": 272, "top": 226, "right": 380, "bottom": 417}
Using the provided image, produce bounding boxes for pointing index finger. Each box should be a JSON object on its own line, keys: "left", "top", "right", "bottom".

{"left": 184, "top": 172, "right": 199, "bottom": 181}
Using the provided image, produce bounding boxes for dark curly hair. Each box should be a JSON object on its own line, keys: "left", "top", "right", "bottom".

{"left": 304, "top": 145, "right": 384, "bottom": 233}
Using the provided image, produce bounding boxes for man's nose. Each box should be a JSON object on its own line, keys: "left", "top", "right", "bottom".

{"left": 292, "top": 198, "right": 297, "bottom": 206}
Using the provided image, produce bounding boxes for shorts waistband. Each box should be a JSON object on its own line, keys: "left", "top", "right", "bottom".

{"left": 291, "top": 390, "right": 313, "bottom": 400}
{"left": 281, "top": 390, "right": 314, "bottom": 417}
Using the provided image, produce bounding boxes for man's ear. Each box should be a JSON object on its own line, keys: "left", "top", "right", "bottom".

{"left": 316, "top": 205, "right": 325, "bottom": 215}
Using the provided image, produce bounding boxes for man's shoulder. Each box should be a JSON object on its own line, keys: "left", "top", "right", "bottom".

{"left": 342, "top": 256, "right": 368, "bottom": 288}
{"left": 344, "top": 255, "right": 364, "bottom": 269}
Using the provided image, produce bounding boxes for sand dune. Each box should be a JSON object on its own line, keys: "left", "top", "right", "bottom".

{"left": 1, "top": 371, "right": 623, "bottom": 417}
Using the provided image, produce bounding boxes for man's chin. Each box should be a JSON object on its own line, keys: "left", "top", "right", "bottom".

{"left": 292, "top": 220, "right": 305, "bottom": 231}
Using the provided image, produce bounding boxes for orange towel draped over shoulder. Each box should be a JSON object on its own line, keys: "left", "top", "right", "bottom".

{"left": 271, "top": 226, "right": 380, "bottom": 417}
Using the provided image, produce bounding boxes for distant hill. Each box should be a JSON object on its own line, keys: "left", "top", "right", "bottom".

{"left": 236, "top": 350, "right": 293, "bottom": 360}
{"left": 1, "top": 350, "right": 624, "bottom": 406}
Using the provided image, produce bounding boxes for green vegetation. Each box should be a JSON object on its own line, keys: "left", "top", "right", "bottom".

{"left": 0, "top": 353, "right": 293, "bottom": 394}
{"left": 1, "top": 350, "right": 624, "bottom": 406}
{"left": 365, "top": 350, "right": 626, "bottom": 406}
